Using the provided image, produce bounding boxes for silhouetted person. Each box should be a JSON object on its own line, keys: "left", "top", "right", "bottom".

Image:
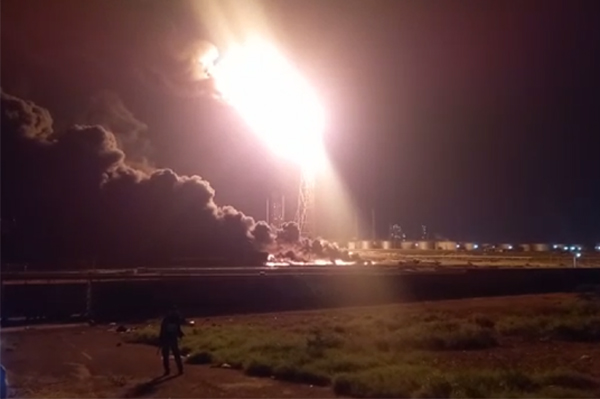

{"left": 1, "top": 364, "right": 7, "bottom": 399}
{"left": 159, "top": 306, "right": 184, "bottom": 375}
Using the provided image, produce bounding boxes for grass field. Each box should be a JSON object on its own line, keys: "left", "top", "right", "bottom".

{"left": 127, "top": 293, "right": 600, "bottom": 398}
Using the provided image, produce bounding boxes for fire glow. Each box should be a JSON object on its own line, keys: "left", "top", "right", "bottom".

{"left": 205, "top": 38, "right": 327, "bottom": 176}
{"left": 265, "top": 254, "right": 357, "bottom": 267}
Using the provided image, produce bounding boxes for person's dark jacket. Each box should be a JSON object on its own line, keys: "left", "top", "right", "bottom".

{"left": 159, "top": 312, "right": 184, "bottom": 344}
{"left": 1, "top": 364, "right": 7, "bottom": 399}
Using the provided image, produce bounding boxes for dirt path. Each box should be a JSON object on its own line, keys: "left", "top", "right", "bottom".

{"left": 1, "top": 326, "right": 336, "bottom": 398}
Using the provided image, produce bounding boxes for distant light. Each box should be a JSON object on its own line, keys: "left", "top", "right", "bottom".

{"left": 415, "top": 243, "right": 419, "bottom": 247}
{"left": 553, "top": 245, "right": 558, "bottom": 249}
{"left": 456, "top": 244, "right": 460, "bottom": 248}
{"left": 570, "top": 246, "right": 576, "bottom": 251}
{"left": 508, "top": 245, "right": 513, "bottom": 250}
{"left": 474, "top": 244, "right": 479, "bottom": 249}
{"left": 575, "top": 252, "right": 582, "bottom": 258}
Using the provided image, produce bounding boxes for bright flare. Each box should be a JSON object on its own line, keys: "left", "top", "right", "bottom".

{"left": 207, "top": 38, "right": 326, "bottom": 174}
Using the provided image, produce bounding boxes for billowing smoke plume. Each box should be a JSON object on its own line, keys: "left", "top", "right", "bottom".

{"left": 251, "top": 222, "right": 353, "bottom": 263}
{"left": 78, "top": 90, "right": 153, "bottom": 169}
{"left": 1, "top": 90, "right": 351, "bottom": 266}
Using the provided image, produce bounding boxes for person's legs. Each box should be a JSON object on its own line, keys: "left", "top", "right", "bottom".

{"left": 171, "top": 341, "right": 184, "bottom": 374}
{"left": 161, "top": 345, "right": 171, "bottom": 374}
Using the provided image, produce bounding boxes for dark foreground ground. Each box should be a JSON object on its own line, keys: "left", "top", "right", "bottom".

{"left": 2, "top": 293, "right": 600, "bottom": 398}
{"left": 1, "top": 324, "right": 335, "bottom": 398}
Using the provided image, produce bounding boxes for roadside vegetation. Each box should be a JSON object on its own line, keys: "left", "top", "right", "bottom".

{"left": 126, "top": 293, "right": 600, "bottom": 398}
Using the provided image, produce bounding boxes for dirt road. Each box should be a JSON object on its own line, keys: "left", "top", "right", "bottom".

{"left": 1, "top": 325, "right": 336, "bottom": 398}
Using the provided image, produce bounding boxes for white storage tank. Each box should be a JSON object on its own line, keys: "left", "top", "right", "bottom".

{"left": 400, "top": 241, "right": 415, "bottom": 250}
{"left": 463, "top": 242, "right": 480, "bottom": 251}
{"left": 416, "top": 240, "right": 434, "bottom": 250}
{"left": 531, "top": 243, "right": 550, "bottom": 252}
{"left": 347, "top": 241, "right": 357, "bottom": 250}
{"left": 360, "top": 240, "right": 372, "bottom": 250}
{"left": 520, "top": 244, "right": 532, "bottom": 252}
{"left": 381, "top": 240, "right": 393, "bottom": 249}
{"left": 436, "top": 241, "right": 457, "bottom": 251}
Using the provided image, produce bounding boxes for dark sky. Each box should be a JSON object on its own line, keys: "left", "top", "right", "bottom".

{"left": 2, "top": 0, "right": 599, "bottom": 244}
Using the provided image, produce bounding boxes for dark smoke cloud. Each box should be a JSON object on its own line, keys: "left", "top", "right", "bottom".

{"left": 78, "top": 90, "right": 153, "bottom": 169}
{"left": 1, "top": 90, "right": 351, "bottom": 266}
{"left": 1, "top": 89, "right": 255, "bottom": 264}
{"left": 252, "top": 222, "right": 352, "bottom": 263}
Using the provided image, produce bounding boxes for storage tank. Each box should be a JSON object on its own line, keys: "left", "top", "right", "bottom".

{"left": 519, "top": 244, "right": 532, "bottom": 252}
{"left": 416, "top": 241, "right": 434, "bottom": 250}
{"left": 436, "top": 241, "right": 457, "bottom": 251}
{"left": 360, "top": 240, "right": 372, "bottom": 250}
{"left": 347, "top": 241, "right": 357, "bottom": 250}
{"left": 400, "top": 241, "right": 414, "bottom": 250}
{"left": 463, "top": 242, "right": 480, "bottom": 251}
{"left": 499, "top": 243, "right": 514, "bottom": 251}
{"left": 381, "top": 240, "right": 393, "bottom": 250}
{"left": 531, "top": 243, "right": 550, "bottom": 252}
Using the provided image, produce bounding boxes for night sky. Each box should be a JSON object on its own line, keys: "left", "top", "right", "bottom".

{"left": 2, "top": 0, "right": 599, "bottom": 251}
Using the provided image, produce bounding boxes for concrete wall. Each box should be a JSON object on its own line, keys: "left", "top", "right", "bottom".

{"left": 3, "top": 268, "right": 600, "bottom": 325}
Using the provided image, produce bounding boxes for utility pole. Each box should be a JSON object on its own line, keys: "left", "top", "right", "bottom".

{"left": 266, "top": 197, "right": 270, "bottom": 225}
{"left": 354, "top": 209, "right": 359, "bottom": 240}
{"left": 371, "top": 208, "right": 376, "bottom": 240}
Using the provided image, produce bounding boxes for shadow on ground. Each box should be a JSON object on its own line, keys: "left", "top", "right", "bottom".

{"left": 124, "top": 374, "right": 180, "bottom": 398}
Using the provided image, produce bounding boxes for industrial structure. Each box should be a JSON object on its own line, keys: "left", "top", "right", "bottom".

{"left": 295, "top": 171, "right": 316, "bottom": 237}
{"left": 344, "top": 240, "right": 597, "bottom": 253}
{"left": 266, "top": 193, "right": 286, "bottom": 229}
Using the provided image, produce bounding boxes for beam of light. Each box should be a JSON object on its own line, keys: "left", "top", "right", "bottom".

{"left": 205, "top": 38, "right": 327, "bottom": 175}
